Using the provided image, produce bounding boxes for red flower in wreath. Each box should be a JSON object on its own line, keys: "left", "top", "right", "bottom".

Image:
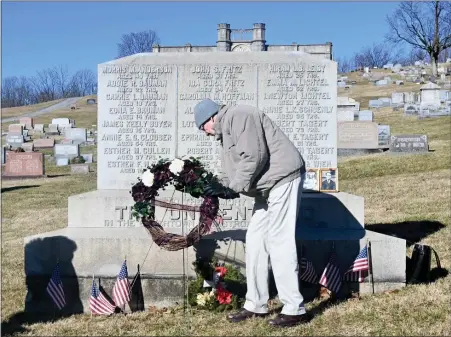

{"left": 216, "top": 284, "right": 233, "bottom": 305}
{"left": 215, "top": 266, "right": 227, "bottom": 278}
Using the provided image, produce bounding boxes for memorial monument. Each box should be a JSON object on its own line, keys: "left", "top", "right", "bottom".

{"left": 23, "top": 24, "right": 405, "bottom": 314}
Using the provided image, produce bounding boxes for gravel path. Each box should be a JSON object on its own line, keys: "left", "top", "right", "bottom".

{"left": 2, "top": 97, "right": 82, "bottom": 123}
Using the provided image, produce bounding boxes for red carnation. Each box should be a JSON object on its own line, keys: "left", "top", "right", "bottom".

{"left": 216, "top": 284, "right": 232, "bottom": 305}
{"left": 215, "top": 266, "right": 227, "bottom": 278}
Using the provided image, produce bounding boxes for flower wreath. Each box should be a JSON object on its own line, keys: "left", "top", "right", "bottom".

{"left": 130, "top": 157, "right": 220, "bottom": 251}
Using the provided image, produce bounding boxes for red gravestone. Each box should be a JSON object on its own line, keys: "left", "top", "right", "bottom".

{"left": 8, "top": 124, "right": 23, "bottom": 134}
{"left": 33, "top": 138, "right": 55, "bottom": 149}
{"left": 19, "top": 117, "right": 34, "bottom": 129}
{"left": 4, "top": 152, "right": 45, "bottom": 177}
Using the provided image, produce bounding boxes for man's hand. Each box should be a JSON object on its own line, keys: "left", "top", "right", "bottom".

{"left": 203, "top": 182, "right": 240, "bottom": 199}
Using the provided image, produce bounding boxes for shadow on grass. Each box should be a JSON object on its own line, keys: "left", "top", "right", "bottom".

{"left": 46, "top": 174, "right": 71, "bottom": 178}
{"left": 366, "top": 220, "right": 446, "bottom": 247}
{"left": 1, "top": 185, "right": 40, "bottom": 193}
{"left": 1, "top": 311, "right": 73, "bottom": 337}
{"left": 2, "top": 236, "right": 83, "bottom": 337}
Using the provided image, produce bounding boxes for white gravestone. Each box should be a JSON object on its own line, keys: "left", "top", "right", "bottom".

{"left": 64, "top": 128, "right": 87, "bottom": 144}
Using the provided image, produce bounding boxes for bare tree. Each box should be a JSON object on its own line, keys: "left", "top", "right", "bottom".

{"left": 1, "top": 76, "right": 19, "bottom": 107}
{"left": 68, "top": 69, "right": 97, "bottom": 97}
{"left": 117, "top": 30, "right": 160, "bottom": 58}
{"left": 386, "top": 1, "right": 451, "bottom": 75}
{"left": 51, "top": 65, "right": 70, "bottom": 98}
{"left": 29, "top": 68, "right": 60, "bottom": 102}
{"left": 352, "top": 42, "right": 402, "bottom": 68}
{"left": 335, "top": 56, "right": 353, "bottom": 73}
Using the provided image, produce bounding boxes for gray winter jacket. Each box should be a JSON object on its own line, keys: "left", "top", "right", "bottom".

{"left": 213, "top": 104, "right": 306, "bottom": 198}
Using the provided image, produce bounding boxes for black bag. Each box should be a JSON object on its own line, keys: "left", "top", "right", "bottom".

{"left": 408, "top": 244, "right": 442, "bottom": 284}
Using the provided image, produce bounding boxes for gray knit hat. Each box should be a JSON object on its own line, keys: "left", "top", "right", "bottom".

{"left": 194, "top": 98, "right": 220, "bottom": 129}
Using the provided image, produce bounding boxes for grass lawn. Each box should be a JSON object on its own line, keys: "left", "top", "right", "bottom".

{"left": 1, "top": 99, "right": 65, "bottom": 119}
{"left": 1, "top": 79, "right": 450, "bottom": 336}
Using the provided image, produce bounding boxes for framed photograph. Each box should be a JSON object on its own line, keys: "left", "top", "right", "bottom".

{"left": 302, "top": 169, "right": 319, "bottom": 192}
{"left": 319, "top": 168, "right": 338, "bottom": 192}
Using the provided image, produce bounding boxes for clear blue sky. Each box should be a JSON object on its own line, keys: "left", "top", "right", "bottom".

{"left": 2, "top": 1, "right": 400, "bottom": 79}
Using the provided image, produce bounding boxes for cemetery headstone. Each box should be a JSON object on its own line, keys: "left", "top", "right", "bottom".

{"left": 60, "top": 139, "right": 74, "bottom": 145}
{"left": 54, "top": 144, "right": 80, "bottom": 160}
{"left": 369, "top": 99, "right": 383, "bottom": 108}
{"left": 71, "top": 164, "right": 90, "bottom": 174}
{"left": 81, "top": 153, "right": 93, "bottom": 163}
{"left": 19, "top": 117, "right": 33, "bottom": 129}
{"left": 404, "top": 104, "right": 419, "bottom": 115}
{"left": 420, "top": 82, "right": 441, "bottom": 106}
{"left": 378, "top": 125, "right": 391, "bottom": 147}
{"left": 34, "top": 124, "right": 45, "bottom": 133}
{"left": 338, "top": 122, "right": 379, "bottom": 149}
{"left": 51, "top": 118, "right": 73, "bottom": 131}
{"left": 8, "top": 124, "right": 23, "bottom": 134}
{"left": 358, "top": 110, "right": 373, "bottom": 121}
{"left": 33, "top": 138, "right": 55, "bottom": 149}
{"left": 64, "top": 128, "right": 87, "bottom": 144}
{"left": 391, "top": 92, "right": 404, "bottom": 107}
{"left": 22, "top": 143, "right": 34, "bottom": 152}
{"left": 56, "top": 157, "right": 69, "bottom": 166}
{"left": 337, "top": 110, "right": 355, "bottom": 121}
{"left": 439, "top": 90, "right": 450, "bottom": 102}
{"left": 390, "top": 135, "right": 429, "bottom": 153}
{"left": 3, "top": 152, "right": 45, "bottom": 178}
{"left": 47, "top": 124, "right": 60, "bottom": 135}
{"left": 87, "top": 98, "right": 96, "bottom": 104}
{"left": 379, "top": 97, "right": 392, "bottom": 107}
{"left": 375, "top": 79, "right": 388, "bottom": 86}
{"left": 6, "top": 133, "right": 24, "bottom": 148}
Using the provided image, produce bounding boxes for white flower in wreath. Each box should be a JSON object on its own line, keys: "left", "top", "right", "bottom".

{"left": 196, "top": 293, "right": 207, "bottom": 306}
{"left": 169, "top": 158, "right": 185, "bottom": 175}
{"left": 181, "top": 155, "right": 191, "bottom": 161}
{"left": 141, "top": 170, "right": 155, "bottom": 187}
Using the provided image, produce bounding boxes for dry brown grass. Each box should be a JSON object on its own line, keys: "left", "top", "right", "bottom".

{"left": 1, "top": 80, "right": 450, "bottom": 336}
{"left": 1, "top": 99, "right": 65, "bottom": 119}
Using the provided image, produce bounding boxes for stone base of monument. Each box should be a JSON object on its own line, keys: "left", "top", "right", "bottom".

{"left": 23, "top": 190, "right": 406, "bottom": 313}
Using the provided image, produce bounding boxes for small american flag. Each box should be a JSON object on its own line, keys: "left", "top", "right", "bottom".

{"left": 112, "top": 260, "right": 130, "bottom": 306}
{"left": 343, "top": 246, "right": 369, "bottom": 282}
{"left": 343, "top": 270, "right": 368, "bottom": 282}
{"left": 89, "top": 279, "right": 116, "bottom": 315}
{"left": 299, "top": 257, "right": 319, "bottom": 284}
{"left": 46, "top": 262, "right": 66, "bottom": 310}
{"left": 319, "top": 250, "right": 342, "bottom": 294}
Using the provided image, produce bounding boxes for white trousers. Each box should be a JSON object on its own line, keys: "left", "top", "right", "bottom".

{"left": 243, "top": 176, "right": 305, "bottom": 315}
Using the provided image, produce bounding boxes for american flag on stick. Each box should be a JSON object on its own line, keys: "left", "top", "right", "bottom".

{"left": 112, "top": 260, "right": 131, "bottom": 307}
{"left": 343, "top": 246, "right": 369, "bottom": 282}
{"left": 89, "top": 278, "right": 116, "bottom": 315}
{"left": 319, "top": 250, "right": 342, "bottom": 294}
{"left": 46, "top": 262, "right": 66, "bottom": 310}
{"left": 299, "top": 257, "right": 319, "bottom": 284}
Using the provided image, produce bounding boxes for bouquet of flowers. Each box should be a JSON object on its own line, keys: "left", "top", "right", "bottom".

{"left": 188, "top": 257, "right": 246, "bottom": 312}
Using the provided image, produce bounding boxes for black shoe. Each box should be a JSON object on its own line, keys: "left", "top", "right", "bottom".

{"left": 227, "top": 308, "right": 268, "bottom": 323}
{"left": 268, "top": 313, "right": 311, "bottom": 327}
